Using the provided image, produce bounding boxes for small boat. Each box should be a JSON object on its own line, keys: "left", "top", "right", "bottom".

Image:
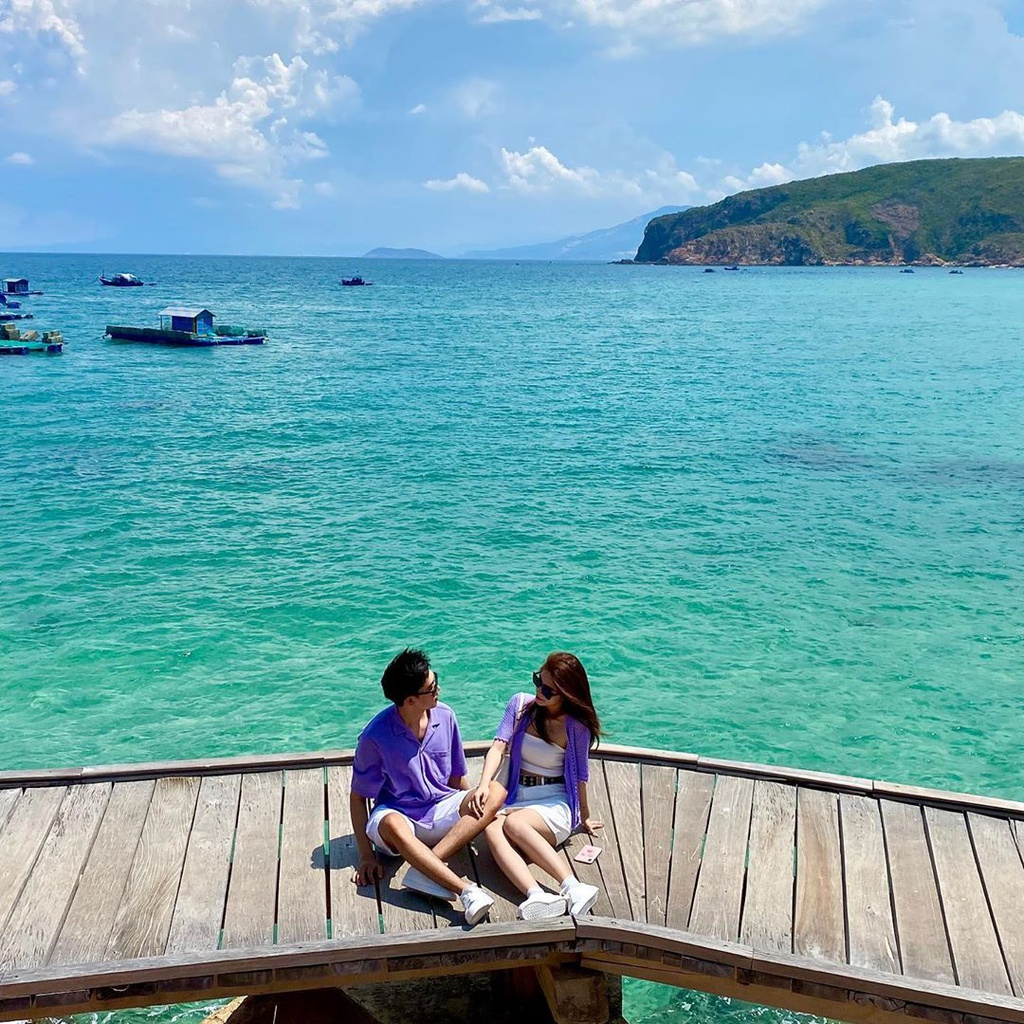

{"left": 106, "top": 306, "right": 267, "bottom": 346}
{"left": 100, "top": 272, "right": 147, "bottom": 287}
{"left": 0, "top": 291, "right": 21, "bottom": 309}
{"left": 341, "top": 277, "right": 372, "bottom": 286}
{"left": 0, "top": 312, "right": 33, "bottom": 322}
{"left": 949, "top": 269, "right": 964, "bottom": 274}
{"left": 0, "top": 325, "right": 63, "bottom": 355}
{"left": 723, "top": 266, "right": 740, "bottom": 271}
{"left": 899, "top": 267, "right": 915, "bottom": 274}
{"left": 703, "top": 267, "right": 716, "bottom": 273}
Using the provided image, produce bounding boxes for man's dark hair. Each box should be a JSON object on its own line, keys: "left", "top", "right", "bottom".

{"left": 381, "top": 647, "right": 431, "bottom": 706}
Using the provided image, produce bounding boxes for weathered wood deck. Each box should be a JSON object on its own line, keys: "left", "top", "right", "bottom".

{"left": 1, "top": 743, "right": 1023, "bottom": 1023}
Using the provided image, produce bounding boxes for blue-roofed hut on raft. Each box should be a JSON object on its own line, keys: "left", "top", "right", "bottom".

{"left": 159, "top": 306, "right": 215, "bottom": 336}
{"left": 3, "top": 278, "right": 30, "bottom": 295}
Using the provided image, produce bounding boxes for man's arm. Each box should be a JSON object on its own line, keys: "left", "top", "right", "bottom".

{"left": 448, "top": 774, "right": 471, "bottom": 790}
{"left": 350, "top": 791, "right": 383, "bottom": 886}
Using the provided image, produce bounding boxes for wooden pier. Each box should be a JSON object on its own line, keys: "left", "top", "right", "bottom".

{"left": 1, "top": 743, "right": 1023, "bottom": 1023}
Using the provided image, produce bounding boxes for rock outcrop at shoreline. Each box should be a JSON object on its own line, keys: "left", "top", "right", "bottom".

{"left": 633, "top": 157, "right": 1024, "bottom": 267}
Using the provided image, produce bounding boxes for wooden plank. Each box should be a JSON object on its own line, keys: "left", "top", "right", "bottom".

{"left": 740, "top": 779, "right": 796, "bottom": 954}
{"left": 925, "top": 806, "right": 1012, "bottom": 995}
{"left": 665, "top": 769, "right": 715, "bottom": 931}
{"left": 841, "top": 793, "right": 899, "bottom": 973}
{"left": 325, "top": 765, "right": 380, "bottom": 938}
{"left": 222, "top": 772, "right": 283, "bottom": 950}
{"left": 106, "top": 776, "right": 200, "bottom": 960}
{"left": 879, "top": 799, "right": 954, "bottom": 985}
{"left": 378, "top": 858, "right": 438, "bottom": 934}
{"left": 165, "top": 774, "right": 242, "bottom": 955}
{"left": 603, "top": 759, "right": 645, "bottom": 922}
{"left": 0, "top": 789, "right": 20, "bottom": 833}
{"left": 582, "top": 760, "right": 631, "bottom": 918}
{"left": 49, "top": 780, "right": 156, "bottom": 966}
{"left": 277, "top": 769, "right": 328, "bottom": 944}
{"left": 794, "top": 787, "right": 845, "bottom": 963}
{"left": 689, "top": 774, "right": 754, "bottom": 941}
{"left": 641, "top": 764, "right": 676, "bottom": 926}
{"left": 0, "top": 783, "right": 111, "bottom": 970}
{"left": 0, "top": 786, "right": 67, "bottom": 931}
{"left": 968, "top": 812, "right": 1024, "bottom": 996}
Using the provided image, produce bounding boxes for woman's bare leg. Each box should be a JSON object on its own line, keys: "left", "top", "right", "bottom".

{"left": 483, "top": 818, "right": 537, "bottom": 894}
{"left": 501, "top": 809, "right": 572, "bottom": 886}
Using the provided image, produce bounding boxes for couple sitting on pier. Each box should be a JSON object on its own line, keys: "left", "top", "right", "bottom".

{"left": 350, "top": 648, "right": 603, "bottom": 926}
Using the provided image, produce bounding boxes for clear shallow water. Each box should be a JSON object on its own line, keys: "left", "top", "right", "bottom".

{"left": 2, "top": 254, "right": 1023, "bottom": 1023}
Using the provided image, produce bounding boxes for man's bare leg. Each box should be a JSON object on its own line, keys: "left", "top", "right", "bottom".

{"left": 430, "top": 780, "right": 506, "bottom": 862}
{"left": 376, "top": 813, "right": 468, "bottom": 896}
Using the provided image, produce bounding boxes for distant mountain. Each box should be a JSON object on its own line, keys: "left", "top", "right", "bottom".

{"left": 363, "top": 247, "right": 445, "bottom": 259}
{"left": 463, "top": 206, "right": 690, "bottom": 261}
{"left": 635, "top": 158, "right": 1024, "bottom": 266}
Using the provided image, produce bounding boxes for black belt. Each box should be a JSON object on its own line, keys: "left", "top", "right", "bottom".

{"left": 520, "top": 772, "right": 565, "bottom": 787}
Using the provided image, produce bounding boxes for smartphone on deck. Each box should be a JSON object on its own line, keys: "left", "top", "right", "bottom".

{"left": 574, "top": 844, "right": 602, "bottom": 864}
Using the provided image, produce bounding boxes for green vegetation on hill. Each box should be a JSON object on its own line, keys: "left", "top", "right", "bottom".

{"left": 634, "top": 158, "right": 1024, "bottom": 266}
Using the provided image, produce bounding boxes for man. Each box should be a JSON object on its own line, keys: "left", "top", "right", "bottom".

{"left": 350, "top": 648, "right": 505, "bottom": 925}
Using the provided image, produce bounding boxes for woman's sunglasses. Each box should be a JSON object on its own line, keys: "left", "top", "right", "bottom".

{"left": 532, "top": 670, "right": 556, "bottom": 699}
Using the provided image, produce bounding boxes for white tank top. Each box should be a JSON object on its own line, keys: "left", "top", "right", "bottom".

{"left": 520, "top": 731, "right": 566, "bottom": 776}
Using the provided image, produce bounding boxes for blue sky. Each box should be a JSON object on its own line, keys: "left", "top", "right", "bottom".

{"left": 2, "top": 0, "right": 1024, "bottom": 255}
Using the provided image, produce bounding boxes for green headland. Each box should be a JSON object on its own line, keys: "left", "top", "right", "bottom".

{"left": 634, "top": 156, "right": 1024, "bottom": 266}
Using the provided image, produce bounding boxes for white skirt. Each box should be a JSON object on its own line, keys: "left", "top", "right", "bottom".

{"left": 500, "top": 782, "right": 572, "bottom": 845}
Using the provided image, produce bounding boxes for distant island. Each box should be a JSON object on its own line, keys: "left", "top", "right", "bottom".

{"left": 464, "top": 206, "right": 688, "bottom": 262}
{"left": 634, "top": 157, "right": 1024, "bottom": 267}
{"left": 362, "top": 247, "right": 445, "bottom": 259}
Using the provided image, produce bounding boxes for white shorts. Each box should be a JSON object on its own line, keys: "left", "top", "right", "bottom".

{"left": 500, "top": 783, "right": 573, "bottom": 846}
{"left": 367, "top": 789, "right": 467, "bottom": 857}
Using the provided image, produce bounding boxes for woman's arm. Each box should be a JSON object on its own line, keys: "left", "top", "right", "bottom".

{"left": 468, "top": 738, "right": 507, "bottom": 816}
{"left": 577, "top": 780, "right": 603, "bottom": 834}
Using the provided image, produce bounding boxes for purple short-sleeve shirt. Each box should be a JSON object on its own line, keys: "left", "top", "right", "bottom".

{"left": 352, "top": 701, "right": 469, "bottom": 825}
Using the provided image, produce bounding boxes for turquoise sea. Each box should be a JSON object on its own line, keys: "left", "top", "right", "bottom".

{"left": 2, "top": 254, "right": 1023, "bottom": 1023}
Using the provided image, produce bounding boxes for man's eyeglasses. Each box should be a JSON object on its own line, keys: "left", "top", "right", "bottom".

{"left": 532, "top": 670, "right": 556, "bottom": 699}
{"left": 417, "top": 673, "right": 439, "bottom": 697}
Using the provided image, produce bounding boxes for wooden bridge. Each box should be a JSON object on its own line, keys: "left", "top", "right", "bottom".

{"left": 1, "top": 743, "right": 1023, "bottom": 1024}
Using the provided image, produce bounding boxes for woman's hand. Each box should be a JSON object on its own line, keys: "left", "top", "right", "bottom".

{"left": 583, "top": 817, "right": 603, "bottom": 835}
{"left": 468, "top": 784, "right": 490, "bottom": 818}
{"left": 353, "top": 855, "right": 383, "bottom": 886}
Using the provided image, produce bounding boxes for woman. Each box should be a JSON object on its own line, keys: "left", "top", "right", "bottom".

{"left": 470, "top": 651, "right": 603, "bottom": 920}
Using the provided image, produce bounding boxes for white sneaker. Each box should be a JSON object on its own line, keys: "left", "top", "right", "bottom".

{"left": 459, "top": 885, "right": 495, "bottom": 926}
{"left": 403, "top": 866, "right": 457, "bottom": 900}
{"left": 517, "top": 892, "right": 568, "bottom": 921}
{"left": 565, "top": 882, "right": 600, "bottom": 916}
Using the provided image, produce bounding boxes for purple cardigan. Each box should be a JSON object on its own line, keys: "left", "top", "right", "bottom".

{"left": 495, "top": 693, "right": 592, "bottom": 830}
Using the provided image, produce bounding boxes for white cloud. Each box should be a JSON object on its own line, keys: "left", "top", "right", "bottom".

{"left": 0, "top": 0, "right": 86, "bottom": 60}
{"left": 102, "top": 53, "right": 358, "bottom": 207}
{"left": 247, "top": 0, "right": 431, "bottom": 52}
{"left": 0, "top": 80, "right": 15, "bottom": 97}
{"left": 6, "top": 151, "right": 34, "bottom": 165}
{"left": 473, "top": 1, "right": 543, "bottom": 23}
{"left": 424, "top": 172, "right": 490, "bottom": 193}
{"left": 557, "top": 0, "right": 829, "bottom": 47}
{"left": 721, "top": 97, "right": 1024, "bottom": 194}
{"left": 409, "top": 102, "right": 427, "bottom": 115}
{"left": 453, "top": 77, "right": 498, "bottom": 119}
{"left": 314, "top": 180, "right": 335, "bottom": 196}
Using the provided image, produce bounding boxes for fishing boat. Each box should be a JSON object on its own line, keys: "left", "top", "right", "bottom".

{"left": 99, "top": 272, "right": 147, "bottom": 287}
{"left": 105, "top": 307, "right": 267, "bottom": 346}
{"left": 341, "top": 276, "right": 372, "bottom": 286}
{"left": 0, "top": 324, "right": 63, "bottom": 355}
{"left": 0, "top": 312, "right": 33, "bottom": 322}
{"left": 0, "top": 291, "right": 21, "bottom": 309}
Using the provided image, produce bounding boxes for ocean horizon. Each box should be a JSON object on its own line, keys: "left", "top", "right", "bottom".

{"left": 2, "top": 253, "right": 1022, "bottom": 1023}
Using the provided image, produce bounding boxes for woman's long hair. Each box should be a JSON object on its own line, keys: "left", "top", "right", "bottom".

{"left": 529, "top": 651, "right": 602, "bottom": 749}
